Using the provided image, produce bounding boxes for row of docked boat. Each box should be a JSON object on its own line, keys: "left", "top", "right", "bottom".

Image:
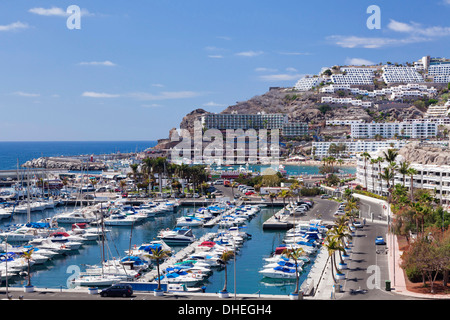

{"left": 258, "top": 219, "right": 326, "bottom": 280}
{"left": 51, "top": 199, "right": 179, "bottom": 226}
{"left": 0, "top": 221, "right": 109, "bottom": 284}
{"left": 152, "top": 227, "right": 251, "bottom": 288}
{"left": 175, "top": 204, "right": 260, "bottom": 228}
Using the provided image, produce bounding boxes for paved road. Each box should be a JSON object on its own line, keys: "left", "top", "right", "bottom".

{"left": 337, "top": 197, "right": 420, "bottom": 300}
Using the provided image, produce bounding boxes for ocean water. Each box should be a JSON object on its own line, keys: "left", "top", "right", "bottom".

{"left": 0, "top": 141, "right": 158, "bottom": 170}
{"left": 2, "top": 205, "right": 307, "bottom": 296}
{"left": 0, "top": 141, "right": 338, "bottom": 295}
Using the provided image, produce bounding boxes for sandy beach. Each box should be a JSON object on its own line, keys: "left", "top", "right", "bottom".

{"left": 281, "top": 159, "right": 357, "bottom": 168}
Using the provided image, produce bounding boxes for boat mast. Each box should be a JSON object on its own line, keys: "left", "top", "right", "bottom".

{"left": 26, "top": 169, "right": 31, "bottom": 224}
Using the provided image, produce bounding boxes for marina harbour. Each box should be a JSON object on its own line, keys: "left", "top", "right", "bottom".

{"left": 0, "top": 200, "right": 325, "bottom": 296}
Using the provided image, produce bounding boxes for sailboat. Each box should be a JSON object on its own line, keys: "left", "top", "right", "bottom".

{"left": 71, "top": 204, "right": 131, "bottom": 287}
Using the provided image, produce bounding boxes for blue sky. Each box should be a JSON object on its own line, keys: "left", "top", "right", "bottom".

{"left": 1, "top": 0, "right": 450, "bottom": 141}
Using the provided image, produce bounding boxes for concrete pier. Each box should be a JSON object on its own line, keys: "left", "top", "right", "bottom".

{"left": 138, "top": 232, "right": 217, "bottom": 282}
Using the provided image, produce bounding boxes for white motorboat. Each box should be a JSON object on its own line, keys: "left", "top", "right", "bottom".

{"left": 176, "top": 215, "right": 204, "bottom": 227}
{"left": 54, "top": 209, "right": 97, "bottom": 224}
{"left": 0, "top": 207, "right": 12, "bottom": 220}
{"left": 259, "top": 266, "right": 299, "bottom": 279}
{"left": 157, "top": 227, "right": 195, "bottom": 246}
{"left": 104, "top": 213, "right": 137, "bottom": 226}
{"left": 0, "top": 225, "right": 50, "bottom": 242}
{"left": 71, "top": 274, "right": 127, "bottom": 287}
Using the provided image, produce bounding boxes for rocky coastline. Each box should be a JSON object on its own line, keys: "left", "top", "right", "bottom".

{"left": 22, "top": 157, "right": 107, "bottom": 171}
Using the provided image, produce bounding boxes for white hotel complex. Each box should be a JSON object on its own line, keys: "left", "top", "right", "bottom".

{"left": 381, "top": 66, "right": 424, "bottom": 84}
{"left": 294, "top": 76, "right": 324, "bottom": 91}
{"left": 312, "top": 140, "right": 408, "bottom": 158}
{"left": 350, "top": 122, "right": 438, "bottom": 139}
{"left": 356, "top": 152, "right": 450, "bottom": 206}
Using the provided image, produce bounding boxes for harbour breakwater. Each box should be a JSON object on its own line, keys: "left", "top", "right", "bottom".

{"left": 22, "top": 157, "right": 108, "bottom": 171}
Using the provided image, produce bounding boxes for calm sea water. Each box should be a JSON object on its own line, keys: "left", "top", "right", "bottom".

{"left": 0, "top": 141, "right": 349, "bottom": 296}
{"left": 0, "top": 141, "right": 158, "bottom": 170}
{"left": 2, "top": 205, "right": 307, "bottom": 296}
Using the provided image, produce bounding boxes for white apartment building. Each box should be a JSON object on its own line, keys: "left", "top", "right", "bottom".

{"left": 326, "top": 119, "right": 365, "bottom": 126}
{"left": 312, "top": 140, "right": 408, "bottom": 158}
{"left": 320, "top": 83, "right": 436, "bottom": 101}
{"left": 355, "top": 152, "right": 450, "bottom": 206}
{"left": 321, "top": 96, "right": 372, "bottom": 108}
{"left": 428, "top": 64, "right": 450, "bottom": 76}
{"left": 404, "top": 117, "right": 450, "bottom": 126}
{"left": 350, "top": 122, "right": 438, "bottom": 139}
{"left": 320, "top": 84, "right": 351, "bottom": 93}
{"left": 331, "top": 74, "right": 374, "bottom": 85}
{"left": 432, "top": 75, "right": 450, "bottom": 83}
{"left": 295, "top": 76, "right": 323, "bottom": 91}
{"left": 425, "top": 102, "right": 450, "bottom": 118}
{"left": 382, "top": 66, "right": 424, "bottom": 84}
{"left": 341, "top": 67, "right": 378, "bottom": 75}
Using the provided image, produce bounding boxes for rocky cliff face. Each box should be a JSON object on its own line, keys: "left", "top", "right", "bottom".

{"left": 397, "top": 142, "right": 450, "bottom": 165}
{"left": 154, "top": 87, "right": 426, "bottom": 148}
{"left": 22, "top": 157, "right": 107, "bottom": 171}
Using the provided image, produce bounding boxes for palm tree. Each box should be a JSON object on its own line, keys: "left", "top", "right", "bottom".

{"left": 398, "top": 161, "right": 410, "bottom": 187}
{"left": 407, "top": 167, "right": 418, "bottom": 201}
{"left": 144, "top": 247, "right": 171, "bottom": 292}
{"left": 380, "top": 167, "right": 394, "bottom": 198}
{"left": 370, "top": 158, "right": 378, "bottom": 192}
{"left": 329, "top": 225, "right": 352, "bottom": 264}
{"left": 269, "top": 192, "right": 277, "bottom": 209}
{"left": 324, "top": 235, "right": 340, "bottom": 284}
{"left": 376, "top": 156, "right": 384, "bottom": 195}
{"left": 361, "top": 152, "right": 371, "bottom": 190}
{"left": 278, "top": 189, "right": 293, "bottom": 209}
{"left": 219, "top": 250, "right": 234, "bottom": 294}
{"left": 289, "top": 182, "right": 300, "bottom": 202}
{"left": 383, "top": 148, "right": 398, "bottom": 163}
{"left": 282, "top": 247, "right": 305, "bottom": 295}
{"left": 21, "top": 249, "right": 34, "bottom": 288}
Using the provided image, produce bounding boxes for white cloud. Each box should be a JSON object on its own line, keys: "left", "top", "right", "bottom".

{"left": 82, "top": 90, "right": 202, "bottom": 100}
{"left": 277, "top": 52, "right": 311, "bottom": 56}
{"left": 388, "top": 19, "right": 450, "bottom": 37}
{"left": 0, "top": 21, "right": 29, "bottom": 32}
{"left": 29, "top": 7, "right": 93, "bottom": 17}
{"left": 345, "top": 58, "right": 375, "bottom": 66}
{"left": 236, "top": 51, "right": 264, "bottom": 57}
{"left": 82, "top": 92, "right": 120, "bottom": 98}
{"left": 78, "top": 61, "right": 116, "bottom": 67}
{"left": 12, "top": 91, "right": 40, "bottom": 97}
{"left": 141, "top": 104, "right": 162, "bottom": 108}
{"left": 286, "top": 67, "right": 298, "bottom": 72}
{"left": 208, "top": 55, "right": 224, "bottom": 59}
{"left": 203, "top": 101, "right": 227, "bottom": 107}
{"left": 330, "top": 19, "right": 450, "bottom": 49}
{"left": 217, "top": 36, "right": 232, "bottom": 41}
{"left": 128, "top": 91, "right": 202, "bottom": 101}
{"left": 151, "top": 84, "right": 165, "bottom": 88}
{"left": 255, "top": 67, "right": 278, "bottom": 72}
{"left": 327, "top": 35, "right": 428, "bottom": 48}
{"left": 29, "top": 7, "right": 68, "bottom": 17}
{"left": 387, "top": 20, "right": 416, "bottom": 33}
{"left": 259, "top": 74, "right": 304, "bottom": 82}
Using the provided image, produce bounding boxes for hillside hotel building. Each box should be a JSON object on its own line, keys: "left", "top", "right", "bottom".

{"left": 350, "top": 122, "right": 438, "bottom": 139}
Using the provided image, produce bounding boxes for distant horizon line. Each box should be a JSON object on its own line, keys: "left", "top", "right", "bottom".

{"left": 0, "top": 140, "right": 158, "bottom": 143}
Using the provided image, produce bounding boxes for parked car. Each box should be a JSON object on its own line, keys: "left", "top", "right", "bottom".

{"left": 320, "top": 194, "right": 330, "bottom": 199}
{"left": 353, "top": 221, "right": 363, "bottom": 228}
{"left": 245, "top": 191, "right": 255, "bottom": 196}
{"left": 375, "top": 236, "right": 386, "bottom": 245}
{"left": 100, "top": 284, "right": 133, "bottom": 297}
